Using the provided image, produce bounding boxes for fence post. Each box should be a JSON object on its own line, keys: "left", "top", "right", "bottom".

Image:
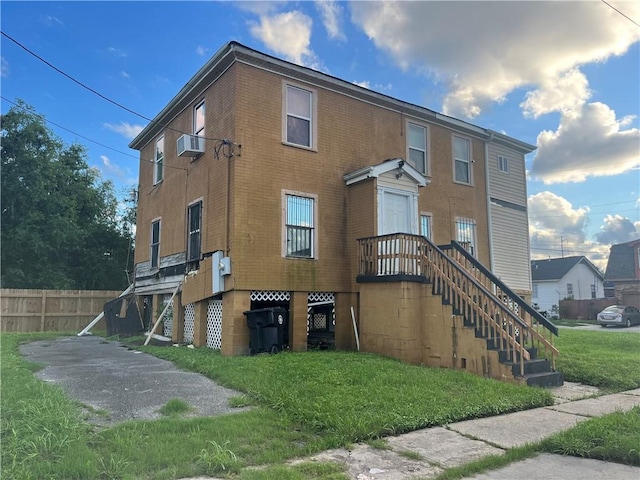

{"left": 40, "top": 290, "right": 47, "bottom": 332}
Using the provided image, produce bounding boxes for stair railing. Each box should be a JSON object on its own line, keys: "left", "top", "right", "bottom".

{"left": 441, "top": 241, "right": 559, "bottom": 369}
{"left": 357, "top": 233, "right": 536, "bottom": 376}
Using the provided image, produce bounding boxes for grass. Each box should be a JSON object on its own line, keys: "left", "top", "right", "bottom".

{"left": 158, "top": 398, "right": 192, "bottom": 416}
{"left": 553, "top": 329, "right": 640, "bottom": 391}
{"left": 540, "top": 406, "right": 640, "bottom": 466}
{"left": 4, "top": 327, "right": 639, "bottom": 479}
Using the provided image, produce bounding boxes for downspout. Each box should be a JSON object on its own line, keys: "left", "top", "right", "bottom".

{"left": 484, "top": 133, "right": 495, "bottom": 273}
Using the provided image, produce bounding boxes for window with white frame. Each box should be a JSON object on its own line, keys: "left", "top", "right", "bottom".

{"left": 150, "top": 219, "right": 161, "bottom": 269}
{"left": 420, "top": 214, "right": 432, "bottom": 240}
{"left": 187, "top": 201, "right": 202, "bottom": 270}
{"left": 285, "top": 84, "right": 313, "bottom": 148}
{"left": 453, "top": 136, "right": 471, "bottom": 184}
{"left": 590, "top": 284, "right": 596, "bottom": 299}
{"left": 532, "top": 284, "right": 538, "bottom": 298}
{"left": 154, "top": 136, "right": 164, "bottom": 184}
{"left": 408, "top": 123, "right": 428, "bottom": 175}
{"left": 455, "top": 217, "right": 476, "bottom": 256}
{"left": 285, "top": 194, "right": 315, "bottom": 258}
{"left": 567, "top": 283, "right": 573, "bottom": 297}
{"left": 194, "top": 101, "right": 205, "bottom": 137}
{"left": 498, "top": 155, "right": 509, "bottom": 173}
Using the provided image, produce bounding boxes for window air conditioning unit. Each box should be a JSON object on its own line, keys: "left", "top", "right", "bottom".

{"left": 177, "top": 134, "right": 204, "bottom": 157}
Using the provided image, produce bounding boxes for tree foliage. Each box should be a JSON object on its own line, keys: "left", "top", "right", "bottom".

{"left": 1, "top": 101, "right": 133, "bottom": 290}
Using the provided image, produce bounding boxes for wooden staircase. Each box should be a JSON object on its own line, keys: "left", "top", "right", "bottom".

{"left": 357, "top": 234, "right": 563, "bottom": 387}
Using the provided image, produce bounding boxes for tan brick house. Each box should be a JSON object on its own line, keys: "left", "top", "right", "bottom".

{"left": 130, "top": 42, "right": 561, "bottom": 386}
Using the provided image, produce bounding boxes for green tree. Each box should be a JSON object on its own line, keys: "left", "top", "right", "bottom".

{"left": 1, "top": 100, "right": 133, "bottom": 290}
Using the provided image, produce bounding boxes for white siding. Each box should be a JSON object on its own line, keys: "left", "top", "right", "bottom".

{"left": 487, "top": 143, "right": 527, "bottom": 205}
{"left": 560, "top": 263, "right": 604, "bottom": 300}
{"left": 532, "top": 281, "right": 559, "bottom": 313}
{"left": 490, "top": 204, "right": 531, "bottom": 292}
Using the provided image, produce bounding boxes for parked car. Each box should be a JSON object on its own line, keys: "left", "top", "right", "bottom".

{"left": 596, "top": 305, "right": 640, "bottom": 328}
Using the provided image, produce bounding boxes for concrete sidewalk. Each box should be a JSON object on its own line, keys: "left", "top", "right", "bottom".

{"left": 289, "top": 385, "right": 640, "bottom": 480}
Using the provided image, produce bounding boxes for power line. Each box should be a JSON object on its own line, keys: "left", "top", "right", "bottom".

{"left": 1, "top": 30, "right": 236, "bottom": 146}
{"left": 601, "top": 0, "right": 640, "bottom": 27}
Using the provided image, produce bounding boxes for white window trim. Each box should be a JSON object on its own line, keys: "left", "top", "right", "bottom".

{"left": 454, "top": 216, "right": 477, "bottom": 257}
{"left": 281, "top": 190, "right": 318, "bottom": 259}
{"left": 154, "top": 136, "right": 164, "bottom": 185}
{"left": 420, "top": 212, "right": 433, "bottom": 240}
{"left": 194, "top": 100, "right": 205, "bottom": 136}
{"left": 498, "top": 155, "right": 509, "bottom": 174}
{"left": 452, "top": 134, "right": 473, "bottom": 186}
{"left": 187, "top": 198, "right": 204, "bottom": 265}
{"left": 282, "top": 81, "right": 318, "bottom": 151}
{"left": 406, "top": 120, "right": 430, "bottom": 176}
{"left": 150, "top": 217, "right": 161, "bottom": 270}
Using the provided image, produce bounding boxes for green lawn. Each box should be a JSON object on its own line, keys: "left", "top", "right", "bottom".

{"left": 3, "top": 327, "right": 639, "bottom": 479}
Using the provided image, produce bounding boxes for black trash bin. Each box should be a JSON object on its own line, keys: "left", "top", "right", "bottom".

{"left": 244, "top": 307, "right": 288, "bottom": 355}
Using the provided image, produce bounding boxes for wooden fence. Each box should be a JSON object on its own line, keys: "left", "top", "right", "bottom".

{"left": 559, "top": 298, "right": 617, "bottom": 320}
{"left": 1, "top": 289, "right": 123, "bottom": 333}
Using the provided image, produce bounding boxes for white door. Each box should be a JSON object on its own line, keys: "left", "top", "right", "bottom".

{"left": 378, "top": 190, "right": 417, "bottom": 274}
{"left": 380, "top": 191, "right": 412, "bottom": 235}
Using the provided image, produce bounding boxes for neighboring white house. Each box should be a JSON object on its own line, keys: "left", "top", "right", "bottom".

{"left": 531, "top": 256, "right": 604, "bottom": 314}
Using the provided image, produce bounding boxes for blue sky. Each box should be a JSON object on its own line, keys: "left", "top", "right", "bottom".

{"left": 2, "top": 1, "right": 639, "bottom": 269}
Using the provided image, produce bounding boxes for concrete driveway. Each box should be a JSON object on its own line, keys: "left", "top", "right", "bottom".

{"left": 19, "top": 335, "right": 247, "bottom": 426}
{"left": 559, "top": 323, "right": 640, "bottom": 333}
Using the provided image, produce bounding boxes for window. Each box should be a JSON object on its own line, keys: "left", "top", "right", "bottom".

{"left": 590, "top": 284, "right": 596, "bottom": 299}
{"left": 408, "top": 123, "right": 427, "bottom": 175}
{"left": 194, "top": 101, "right": 205, "bottom": 136}
{"left": 453, "top": 136, "right": 471, "bottom": 184}
{"left": 285, "top": 84, "right": 313, "bottom": 148}
{"left": 532, "top": 284, "right": 538, "bottom": 298}
{"left": 154, "top": 136, "right": 164, "bottom": 184}
{"left": 455, "top": 217, "right": 476, "bottom": 256}
{"left": 187, "top": 201, "right": 202, "bottom": 270}
{"left": 420, "top": 214, "right": 432, "bottom": 240}
{"left": 567, "top": 283, "right": 573, "bottom": 297}
{"left": 150, "top": 219, "right": 160, "bottom": 269}
{"left": 498, "top": 155, "right": 509, "bottom": 173}
{"left": 285, "top": 194, "right": 315, "bottom": 258}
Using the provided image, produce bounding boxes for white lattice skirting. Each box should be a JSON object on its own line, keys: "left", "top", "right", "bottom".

{"left": 162, "top": 295, "right": 174, "bottom": 338}
{"left": 207, "top": 299, "right": 223, "bottom": 349}
{"left": 250, "top": 291, "right": 290, "bottom": 302}
{"left": 183, "top": 303, "right": 195, "bottom": 344}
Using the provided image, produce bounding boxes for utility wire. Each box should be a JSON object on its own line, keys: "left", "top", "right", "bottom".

{"left": 601, "top": 0, "right": 640, "bottom": 27}
{"left": 1, "top": 30, "right": 236, "bottom": 145}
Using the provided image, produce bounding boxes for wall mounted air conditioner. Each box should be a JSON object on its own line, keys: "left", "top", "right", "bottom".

{"left": 177, "top": 134, "right": 204, "bottom": 157}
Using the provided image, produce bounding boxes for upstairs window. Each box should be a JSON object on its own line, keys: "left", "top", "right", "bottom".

{"left": 187, "top": 201, "right": 202, "bottom": 270}
{"left": 567, "top": 283, "right": 573, "bottom": 297}
{"left": 154, "top": 136, "right": 164, "bottom": 184}
{"left": 285, "top": 193, "right": 315, "bottom": 258}
{"left": 151, "top": 219, "right": 161, "bottom": 269}
{"left": 498, "top": 155, "right": 509, "bottom": 173}
{"left": 590, "top": 284, "right": 596, "bottom": 299}
{"left": 532, "top": 284, "right": 538, "bottom": 298}
{"left": 455, "top": 217, "right": 476, "bottom": 257}
{"left": 194, "top": 101, "right": 205, "bottom": 137}
{"left": 420, "top": 213, "right": 432, "bottom": 240}
{"left": 453, "top": 136, "right": 471, "bottom": 184}
{"left": 408, "top": 123, "right": 428, "bottom": 175}
{"left": 285, "top": 84, "right": 314, "bottom": 148}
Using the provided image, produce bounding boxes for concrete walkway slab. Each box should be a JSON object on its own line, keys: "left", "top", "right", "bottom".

{"left": 549, "top": 393, "right": 640, "bottom": 417}
{"left": 448, "top": 408, "right": 587, "bottom": 449}
{"left": 463, "top": 453, "right": 640, "bottom": 480}
{"left": 19, "top": 336, "right": 246, "bottom": 425}
{"left": 386, "top": 426, "right": 504, "bottom": 468}
{"left": 300, "top": 444, "right": 443, "bottom": 480}
{"left": 549, "top": 381, "right": 600, "bottom": 403}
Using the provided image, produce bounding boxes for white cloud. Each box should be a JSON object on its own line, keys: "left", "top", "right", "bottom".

{"left": 196, "top": 45, "right": 209, "bottom": 56}
{"left": 521, "top": 69, "right": 591, "bottom": 118}
{"left": 42, "top": 15, "right": 64, "bottom": 26}
{"left": 531, "top": 102, "right": 640, "bottom": 184}
{"left": 107, "top": 47, "right": 127, "bottom": 58}
{"left": 595, "top": 214, "right": 640, "bottom": 244}
{"left": 121, "top": 71, "right": 130, "bottom": 79}
{"left": 353, "top": 80, "right": 370, "bottom": 89}
{"left": 249, "top": 10, "right": 322, "bottom": 68}
{"left": 1, "top": 57, "right": 8, "bottom": 78}
{"left": 528, "top": 191, "right": 612, "bottom": 267}
{"left": 104, "top": 122, "right": 144, "bottom": 140}
{"left": 350, "top": 1, "right": 640, "bottom": 118}
{"left": 315, "top": 0, "right": 345, "bottom": 40}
